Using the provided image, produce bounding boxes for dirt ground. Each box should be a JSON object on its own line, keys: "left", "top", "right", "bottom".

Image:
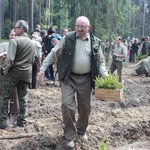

{"left": 0, "top": 63, "right": 150, "bottom": 150}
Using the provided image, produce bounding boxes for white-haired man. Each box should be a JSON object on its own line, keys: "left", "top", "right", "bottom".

{"left": 38, "top": 16, "right": 108, "bottom": 148}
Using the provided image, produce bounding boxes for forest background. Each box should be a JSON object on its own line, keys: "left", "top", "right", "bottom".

{"left": 0, "top": 0, "right": 150, "bottom": 42}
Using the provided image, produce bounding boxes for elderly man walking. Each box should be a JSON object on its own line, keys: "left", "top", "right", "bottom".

{"left": 38, "top": 16, "right": 108, "bottom": 148}
{"left": 0, "top": 20, "right": 35, "bottom": 129}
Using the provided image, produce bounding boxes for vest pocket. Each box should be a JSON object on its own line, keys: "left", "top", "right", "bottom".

{"left": 58, "top": 51, "right": 74, "bottom": 81}
{"left": 58, "top": 62, "right": 69, "bottom": 80}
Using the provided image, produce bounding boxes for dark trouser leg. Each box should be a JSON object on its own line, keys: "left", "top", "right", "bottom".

{"left": 76, "top": 75, "right": 92, "bottom": 135}
{"left": 17, "top": 81, "right": 28, "bottom": 125}
{"left": 110, "top": 61, "right": 117, "bottom": 75}
{"left": 0, "top": 74, "right": 16, "bottom": 128}
{"left": 45, "top": 68, "right": 51, "bottom": 80}
{"left": 32, "top": 62, "right": 38, "bottom": 89}
{"left": 111, "top": 61, "right": 122, "bottom": 82}
{"left": 61, "top": 82, "right": 76, "bottom": 141}
{"left": 61, "top": 73, "right": 92, "bottom": 141}
{"left": 0, "top": 73, "right": 3, "bottom": 92}
{"left": 130, "top": 52, "right": 134, "bottom": 63}
{"left": 129, "top": 51, "right": 132, "bottom": 62}
{"left": 116, "top": 61, "right": 122, "bottom": 82}
{"left": 145, "top": 73, "right": 150, "bottom": 77}
{"left": 0, "top": 93, "right": 9, "bottom": 127}
{"left": 132, "top": 52, "right": 136, "bottom": 63}
{"left": 49, "top": 64, "right": 54, "bottom": 81}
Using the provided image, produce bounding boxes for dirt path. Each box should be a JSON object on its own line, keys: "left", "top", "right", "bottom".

{"left": 0, "top": 63, "right": 150, "bottom": 150}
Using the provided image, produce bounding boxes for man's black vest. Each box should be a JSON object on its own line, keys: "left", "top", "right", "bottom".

{"left": 58, "top": 31, "right": 101, "bottom": 88}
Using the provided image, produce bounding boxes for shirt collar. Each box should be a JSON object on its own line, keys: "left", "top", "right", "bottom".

{"left": 76, "top": 33, "right": 90, "bottom": 41}
{"left": 117, "top": 43, "right": 122, "bottom": 47}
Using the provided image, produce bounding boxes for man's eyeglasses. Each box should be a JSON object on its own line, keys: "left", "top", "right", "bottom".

{"left": 75, "top": 25, "right": 88, "bottom": 29}
{"left": 14, "top": 26, "right": 21, "bottom": 29}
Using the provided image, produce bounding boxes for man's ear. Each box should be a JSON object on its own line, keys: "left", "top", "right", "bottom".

{"left": 88, "top": 25, "right": 91, "bottom": 30}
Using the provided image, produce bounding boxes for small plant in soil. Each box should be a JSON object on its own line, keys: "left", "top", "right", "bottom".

{"left": 136, "top": 54, "right": 147, "bottom": 60}
{"left": 98, "top": 132, "right": 108, "bottom": 150}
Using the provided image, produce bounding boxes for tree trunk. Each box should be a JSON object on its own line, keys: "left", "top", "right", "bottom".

{"left": 0, "top": 0, "right": 4, "bottom": 39}
{"left": 47, "top": 0, "right": 50, "bottom": 27}
{"left": 50, "top": 0, "right": 54, "bottom": 25}
{"left": 14, "top": 0, "right": 18, "bottom": 24}
{"left": 28, "top": 0, "right": 34, "bottom": 34}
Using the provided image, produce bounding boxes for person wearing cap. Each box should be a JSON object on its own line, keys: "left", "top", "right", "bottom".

{"left": 130, "top": 38, "right": 139, "bottom": 63}
{"left": 51, "top": 38, "right": 59, "bottom": 46}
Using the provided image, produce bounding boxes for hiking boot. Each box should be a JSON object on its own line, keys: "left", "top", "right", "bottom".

{"left": 80, "top": 133, "right": 88, "bottom": 141}
{"left": 81, "top": 133, "right": 88, "bottom": 140}
{"left": 0, "top": 123, "right": 7, "bottom": 129}
{"left": 17, "top": 120, "right": 26, "bottom": 127}
{"left": 145, "top": 73, "right": 150, "bottom": 77}
{"left": 78, "top": 132, "right": 88, "bottom": 141}
{"left": 66, "top": 140, "right": 75, "bottom": 149}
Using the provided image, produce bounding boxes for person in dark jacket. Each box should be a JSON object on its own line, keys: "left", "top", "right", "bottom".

{"left": 38, "top": 16, "right": 108, "bottom": 148}
{"left": 42, "top": 26, "right": 61, "bottom": 82}
{"left": 130, "top": 38, "right": 139, "bottom": 63}
{"left": 139, "top": 36, "right": 150, "bottom": 55}
{"left": 0, "top": 20, "right": 35, "bottom": 129}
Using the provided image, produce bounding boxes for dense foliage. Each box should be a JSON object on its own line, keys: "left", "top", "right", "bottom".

{"left": 95, "top": 74, "right": 123, "bottom": 89}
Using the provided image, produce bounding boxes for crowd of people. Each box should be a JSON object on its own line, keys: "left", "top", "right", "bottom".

{"left": 0, "top": 16, "right": 150, "bottom": 149}
{"left": 102, "top": 36, "right": 150, "bottom": 63}
{"left": 101, "top": 36, "right": 150, "bottom": 78}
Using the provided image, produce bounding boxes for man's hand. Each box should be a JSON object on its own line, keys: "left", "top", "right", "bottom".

{"left": 38, "top": 71, "right": 45, "bottom": 81}
{"left": 113, "top": 53, "right": 118, "bottom": 57}
{"left": 0, "top": 52, "right": 7, "bottom": 58}
{"left": 0, "top": 53, "right": 3, "bottom": 58}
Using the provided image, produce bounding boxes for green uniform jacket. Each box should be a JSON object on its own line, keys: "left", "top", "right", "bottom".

{"left": 3, "top": 33, "right": 35, "bottom": 83}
